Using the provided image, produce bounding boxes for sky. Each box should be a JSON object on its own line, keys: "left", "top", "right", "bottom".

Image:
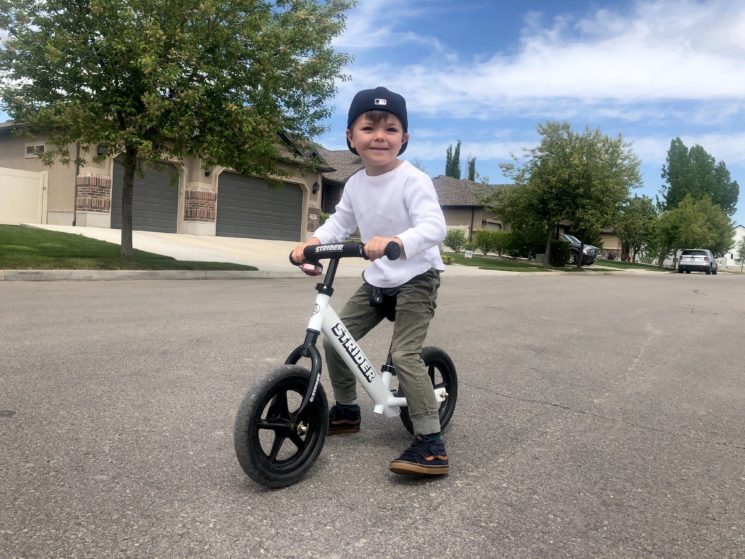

{"left": 2, "top": 0, "right": 744, "bottom": 226}
{"left": 316, "top": 0, "right": 745, "bottom": 226}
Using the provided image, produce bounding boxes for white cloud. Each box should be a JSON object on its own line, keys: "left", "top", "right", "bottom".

{"left": 337, "top": 0, "right": 745, "bottom": 122}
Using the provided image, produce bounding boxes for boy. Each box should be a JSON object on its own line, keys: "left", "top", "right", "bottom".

{"left": 291, "top": 86, "right": 448, "bottom": 475}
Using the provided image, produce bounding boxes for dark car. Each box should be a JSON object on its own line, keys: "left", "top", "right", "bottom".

{"left": 677, "top": 249, "right": 718, "bottom": 275}
{"left": 561, "top": 233, "right": 600, "bottom": 265}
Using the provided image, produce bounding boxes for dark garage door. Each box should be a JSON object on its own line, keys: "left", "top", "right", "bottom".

{"left": 111, "top": 162, "right": 179, "bottom": 233}
{"left": 216, "top": 173, "right": 302, "bottom": 241}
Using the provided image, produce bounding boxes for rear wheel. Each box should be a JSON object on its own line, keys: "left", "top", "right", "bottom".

{"left": 399, "top": 347, "right": 458, "bottom": 435}
{"left": 234, "top": 365, "right": 328, "bottom": 488}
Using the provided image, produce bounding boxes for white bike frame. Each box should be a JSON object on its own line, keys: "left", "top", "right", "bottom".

{"left": 306, "top": 289, "right": 448, "bottom": 418}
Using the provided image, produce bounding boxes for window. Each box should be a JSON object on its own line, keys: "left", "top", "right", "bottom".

{"left": 25, "top": 143, "right": 45, "bottom": 158}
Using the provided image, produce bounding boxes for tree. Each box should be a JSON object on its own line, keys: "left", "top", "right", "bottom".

{"left": 0, "top": 0, "right": 352, "bottom": 257}
{"left": 467, "top": 156, "right": 476, "bottom": 181}
{"left": 445, "top": 140, "right": 461, "bottom": 178}
{"left": 654, "top": 195, "right": 733, "bottom": 266}
{"left": 616, "top": 196, "right": 657, "bottom": 262}
{"left": 660, "top": 138, "right": 739, "bottom": 216}
{"left": 494, "top": 121, "right": 641, "bottom": 268}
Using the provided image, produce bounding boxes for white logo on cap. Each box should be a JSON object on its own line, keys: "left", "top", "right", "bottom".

{"left": 374, "top": 98, "right": 387, "bottom": 106}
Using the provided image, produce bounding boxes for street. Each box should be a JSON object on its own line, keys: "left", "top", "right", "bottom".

{"left": 2, "top": 273, "right": 744, "bottom": 558}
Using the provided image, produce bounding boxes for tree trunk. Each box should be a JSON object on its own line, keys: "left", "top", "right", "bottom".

{"left": 544, "top": 224, "right": 552, "bottom": 268}
{"left": 120, "top": 146, "right": 138, "bottom": 259}
{"left": 577, "top": 242, "right": 584, "bottom": 269}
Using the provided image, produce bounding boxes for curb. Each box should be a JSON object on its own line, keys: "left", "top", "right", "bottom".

{"left": 0, "top": 269, "right": 301, "bottom": 281}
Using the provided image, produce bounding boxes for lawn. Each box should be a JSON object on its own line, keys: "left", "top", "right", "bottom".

{"left": 444, "top": 252, "right": 549, "bottom": 272}
{"left": 0, "top": 225, "right": 257, "bottom": 271}
{"left": 444, "top": 251, "right": 671, "bottom": 272}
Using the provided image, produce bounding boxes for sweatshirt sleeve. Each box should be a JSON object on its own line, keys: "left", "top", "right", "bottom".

{"left": 396, "top": 173, "right": 446, "bottom": 257}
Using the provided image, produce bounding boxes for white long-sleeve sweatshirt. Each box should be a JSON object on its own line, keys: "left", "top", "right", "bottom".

{"left": 313, "top": 161, "right": 446, "bottom": 288}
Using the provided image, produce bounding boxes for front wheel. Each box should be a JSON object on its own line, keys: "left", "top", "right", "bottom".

{"left": 234, "top": 365, "right": 328, "bottom": 489}
{"left": 399, "top": 347, "right": 458, "bottom": 435}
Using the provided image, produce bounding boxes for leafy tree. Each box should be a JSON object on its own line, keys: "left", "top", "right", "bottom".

{"left": 445, "top": 140, "right": 461, "bottom": 178}
{"left": 660, "top": 138, "right": 739, "bottom": 216}
{"left": 0, "top": 0, "right": 352, "bottom": 257}
{"left": 467, "top": 156, "right": 476, "bottom": 181}
{"left": 616, "top": 196, "right": 657, "bottom": 262}
{"left": 493, "top": 121, "right": 641, "bottom": 268}
{"left": 654, "top": 195, "right": 733, "bottom": 265}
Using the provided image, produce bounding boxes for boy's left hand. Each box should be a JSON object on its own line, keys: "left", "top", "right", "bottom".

{"left": 364, "top": 236, "right": 403, "bottom": 261}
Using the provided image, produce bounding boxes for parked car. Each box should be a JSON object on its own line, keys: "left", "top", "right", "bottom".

{"left": 561, "top": 233, "right": 600, "bottom": 265}
{"left": 677, "top": 249, "right": 718, "bottom": 275}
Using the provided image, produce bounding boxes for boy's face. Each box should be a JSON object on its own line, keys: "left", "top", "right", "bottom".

{"left": 346, "top": 112, "right": 409, "bottom": 176}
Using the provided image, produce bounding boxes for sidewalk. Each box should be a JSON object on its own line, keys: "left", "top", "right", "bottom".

{"left": 3, "top": 224, "right": 505, "bottom": 280}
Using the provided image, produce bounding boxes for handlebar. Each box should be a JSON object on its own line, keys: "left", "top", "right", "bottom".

{"left": 289, "top": 241, "right": 400, "bottom": 266}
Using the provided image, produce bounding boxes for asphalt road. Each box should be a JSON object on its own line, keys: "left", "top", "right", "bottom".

{"left": 2, "top": 272, "right": 744, "bottom": 558}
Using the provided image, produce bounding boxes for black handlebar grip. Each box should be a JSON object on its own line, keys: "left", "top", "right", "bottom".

{"left": 384, "top": 241, "right": 401, "bottom": 261}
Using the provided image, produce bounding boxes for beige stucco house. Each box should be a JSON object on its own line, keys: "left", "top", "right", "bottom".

{"left": 0, "top": 122, "right": 330, "bottom": 242}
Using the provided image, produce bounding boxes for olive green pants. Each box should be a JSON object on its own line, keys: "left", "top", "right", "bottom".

{"left": 323, "top": 269, "right": 441, "bottom": 435}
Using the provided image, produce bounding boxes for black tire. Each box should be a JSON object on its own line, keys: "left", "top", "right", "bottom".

{"left": 706, "top": 268, "right": 711, "bottom": 275}
{"left": 234, "top": 365, "right": 328, "bottom": 489}
{"left": 677, "top": 268, "right": 683, "bottom": 273}
{"left": 399, "top": 347, "right": 458, "bottom": 435}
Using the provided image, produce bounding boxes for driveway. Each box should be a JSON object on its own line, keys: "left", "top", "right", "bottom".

{"left": 2, "top": 273, "right": 744, "bottom": 558}
{"left": 28, "top": 224, "right": 500, "bottom": 278}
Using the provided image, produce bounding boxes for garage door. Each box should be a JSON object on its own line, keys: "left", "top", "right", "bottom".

{"left": 216, "top": 173, "right": 302, "bottom": 240}
{"left": 111, "top": 161, "right": 179, "bottom": 232}
{"left": 0, "top": 167, "right": 47, "bottom": 224}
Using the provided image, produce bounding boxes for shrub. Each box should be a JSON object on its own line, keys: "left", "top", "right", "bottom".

{"left": 443, "top": 228, "right": 467, "bottom": 252}
{"left": 441, "top": 253, "right": 453, "bottom": 265}
{"left": 474, "top": 230, "right": 509, "bottom": 255}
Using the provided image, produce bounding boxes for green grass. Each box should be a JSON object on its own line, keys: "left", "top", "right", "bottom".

{"left": 0, "top": 225, "right": 257, "bottom": 271}
{"left": 445, "top": 252, "right": 549, "bottom": 272}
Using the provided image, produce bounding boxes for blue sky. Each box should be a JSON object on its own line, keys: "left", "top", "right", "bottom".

{"left": 318, "top": 0, "right": 745, "bottom": 226}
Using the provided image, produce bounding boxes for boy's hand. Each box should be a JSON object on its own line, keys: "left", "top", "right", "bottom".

{"left": 364, "top": 236, "right": 403, "bottom": 261}
{"left": 291, "top": 237, "right": 320, "bottom": 265}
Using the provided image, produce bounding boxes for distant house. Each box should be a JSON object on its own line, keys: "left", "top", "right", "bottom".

{"left": 724, "top": 224, "right": 745, "bottom": 268}
{"left": 431, "top": 175, "right": 508, "bottom": 239}
{"left": 314, "top": 146, "right": 363, "bottom": 214}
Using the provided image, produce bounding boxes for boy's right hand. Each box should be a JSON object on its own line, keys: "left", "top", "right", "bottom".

{"left": 290, "top": 237, "right": 320, "bottom": 265}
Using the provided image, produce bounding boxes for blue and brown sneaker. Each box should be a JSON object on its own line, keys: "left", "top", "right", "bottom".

{"left": 389, "top": 435, "right": 449, "bottom": 475}
{"left": 328, "top": 403, "right": 361, "bottom": 435}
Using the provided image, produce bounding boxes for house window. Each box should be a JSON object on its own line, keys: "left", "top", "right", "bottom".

{"left": 25, "top": 143, "right": 45, "bottom": 158}
{"left": 481, "top": 219, "right": 503, "bottom": 231}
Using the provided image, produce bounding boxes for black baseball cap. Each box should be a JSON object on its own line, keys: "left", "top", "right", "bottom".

{"left": 346, "top": 86, "right": 408, "bottom": 155}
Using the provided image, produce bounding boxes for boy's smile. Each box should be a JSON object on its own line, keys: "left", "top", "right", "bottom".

{"left": 347, "top": 114, "right": 410, "bottom": 176}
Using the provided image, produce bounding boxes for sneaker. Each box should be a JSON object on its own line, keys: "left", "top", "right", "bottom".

{"left": 389, "top": 436, "right": 449, "bottom": 475}
{"left": 328, "top": 403, "right": 361, "bottom": 435}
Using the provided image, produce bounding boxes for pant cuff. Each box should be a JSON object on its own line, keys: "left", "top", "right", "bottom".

{"left": 410, "top": 413, "right": 442, "bottom": 436}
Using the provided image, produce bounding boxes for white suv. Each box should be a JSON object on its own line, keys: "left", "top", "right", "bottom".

{"left": 677, "top": 249, "right": 718, "bottom": 275}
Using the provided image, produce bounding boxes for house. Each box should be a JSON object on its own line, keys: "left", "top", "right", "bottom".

{"left": 0, "top": 122, "right": 329, "bottom": 242}
{"left": 314, "top": 146, "right": 363, "bottom": 214}
{"left": 723, "top": 224, "right": 745, "bottom": 268}
{"left": 431, "top": 176, "right": 508, "bottom": 239}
